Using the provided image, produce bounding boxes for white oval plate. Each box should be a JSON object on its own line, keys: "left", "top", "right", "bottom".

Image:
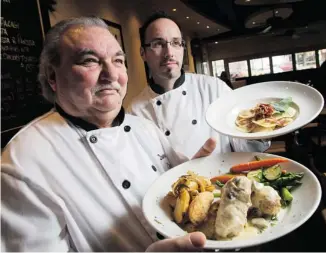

{"left": 142, "top": 152, "right": 321, "bottom": 250}
{"left": 206, "top": 81, "right": 324, "bottom": 139}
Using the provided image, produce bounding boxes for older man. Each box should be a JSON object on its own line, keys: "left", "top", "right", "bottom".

{"left": 128, "top": 12, "right": 270, "bottom": 158}
{"left": 1, "top": 17, "right": 214, "bottom": 251}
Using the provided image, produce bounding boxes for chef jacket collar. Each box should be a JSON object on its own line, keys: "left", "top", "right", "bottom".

{"left": 55, "top": 103, "right": 125, "bottom": 131}
{"left": 148, "top": 69, "right": 185, "bottom": 95}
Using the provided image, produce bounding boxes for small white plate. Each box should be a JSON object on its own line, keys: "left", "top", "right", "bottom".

{"left": 206, "top": 81, "right": 324, "bottom": 139}
{"left": 142, "top": 152, "right": 321, "bottom": 250}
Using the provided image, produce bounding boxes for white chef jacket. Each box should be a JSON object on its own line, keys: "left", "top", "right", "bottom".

{"left": 1, "top": 107, "right": 187, "bottom": 252}
{"left": 128, "top": 72, "right": 270, "bottom": 158}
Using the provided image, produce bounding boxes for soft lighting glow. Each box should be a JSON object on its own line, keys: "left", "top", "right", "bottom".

{"left": 215, "top": 41, "right": 218, "bottom": 44}
{"left": 275, "top": 10, "right": 279, "bottom": 14}
{"left": 252, "top": 21, "right": 256, "bottom": 24}
{"left": 245, "top": 0, "right": 251, "bottom": 2}
{"left": 186, "top": 16, "right": 189, "bottom": 19}
{"left": 172, "top": 8, "right": 176, "bottom": 11}
{"left": 207, "top": 25, "right": 210, "bottom": 28}
{"left": 197, "top": 21, "right": 200, "bottom": 24}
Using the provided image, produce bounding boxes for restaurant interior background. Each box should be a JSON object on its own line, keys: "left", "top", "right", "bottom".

{"left": 1, "top": 0, "right": 326, "bottom": 250}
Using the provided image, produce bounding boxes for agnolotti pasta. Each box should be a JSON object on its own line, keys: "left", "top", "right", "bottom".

{"left": 235, "top": 97, "right": 297, "bottom": 133}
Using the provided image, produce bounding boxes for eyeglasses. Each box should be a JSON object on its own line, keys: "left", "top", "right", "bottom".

{"left": 143, "top": 39, "right": 185, "bottom": 50}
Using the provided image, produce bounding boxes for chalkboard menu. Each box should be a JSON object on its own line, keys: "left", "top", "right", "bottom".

{"left": 1, "top": 0, "right": 52, "bottom": 145}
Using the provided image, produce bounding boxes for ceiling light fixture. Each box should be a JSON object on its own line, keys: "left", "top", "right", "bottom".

{"left": 197, "top": 22, "right": 200, "bottom": 24}
{"left": 207, "top": 25, "right": 210, "bottom": 28}
{"left": 245, "top": 0, "right": 251, "bottom": 2}
{"left": 186, "top": 16, "right": 189, "bottom": 19}
{"left": 275, "top": 10, "right": 279, "bottom": 14}
{"left": 252, "top": 21, "right": 256, "bottom": 25}
{"left": 215, "top": 41, "right": 218, "bottom": 44}
{"left": 172, "top": 8, "right": 176, "bottom": 11}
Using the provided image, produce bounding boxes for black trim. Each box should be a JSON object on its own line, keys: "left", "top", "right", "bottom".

{"left": 55, "top": 104, "right": 125, "bottom": 131}
{"left": 148, "top": 69, "right": 185, "bottom": 94}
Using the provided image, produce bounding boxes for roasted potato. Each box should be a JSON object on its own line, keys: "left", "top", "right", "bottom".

{"left": 174, "top": 187, "right": 190, "bottom": 224}
{"left": 188, "top": 191, "right": 214, "bottom": 225}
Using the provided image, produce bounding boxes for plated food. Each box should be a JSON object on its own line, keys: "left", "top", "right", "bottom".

{"left": 142, "top": 152, "right": 321, "bottom": 249}
{"left": 235, "top": 97, "right": 297, "bottom": 133}
{"left": 164, "top": 157, "right": 304, "bottom": 241}
{"left": 205, "top": 81, "right": 324, "bottom": 140}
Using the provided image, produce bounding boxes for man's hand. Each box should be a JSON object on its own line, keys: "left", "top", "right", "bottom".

{"left": 146, "top": 232, "right": 206, "bottom": 252}
{"left": 192, "top": 138, "right": 217, "bottom": 160}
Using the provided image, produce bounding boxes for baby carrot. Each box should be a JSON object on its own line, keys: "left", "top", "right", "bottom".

{"left": 210, "top": 174, "right": 245, "bottom": 184}
{"left": 230, "top": 158, "right": 289, "bottom": 173}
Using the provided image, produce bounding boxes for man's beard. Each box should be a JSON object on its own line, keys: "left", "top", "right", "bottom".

{"left": 161, "top": 66, "right": 180, "bottom": 79}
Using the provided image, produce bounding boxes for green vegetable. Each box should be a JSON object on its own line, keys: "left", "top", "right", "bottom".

{"left": 254, "top": 156, "right": 263, "bottom": 161}
{"left": 271, "top": 215, "right": 278, "bottom": 221}
{"left": 213, "top": 192, "right": 221, "bottom": 198}
{"left": 272, "top": 172, "right": 304, "bottom": 188}
{"left": 215, "top": 180, "right": 225, "bottom": 188}
{"left": 263, "top": 165, "right": 282, "bottom": 181}
{"left": 271, "top": 222, "right": 277, "bottom": 227}
{"left": 247, "top": 169, "right": 264, "bottom": 182}
{"left": 249, "top": 156, "right": 266, "bottom": 182}
{"left": 281, "top": 187, "right": 293, "bottom": 207}
{"left": 271, "top": 97, "right": 293, "bottom": 112}
{"left": 258, "top": 228, "right": 265, "bottom": 234}
{"left": 286, "top": 181, "right": 302, "bottom": 191}
{"left": 283, "top": 172, "right": 304, "bottom": 179}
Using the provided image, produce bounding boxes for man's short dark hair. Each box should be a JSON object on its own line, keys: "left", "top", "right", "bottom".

{"left": 140, "top": 11, "right": 182, "bottom": 47}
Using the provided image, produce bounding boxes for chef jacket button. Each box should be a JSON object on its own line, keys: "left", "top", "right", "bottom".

{"left": 165, "top": 130, "right": 170, "bottom": 136}
{"left": 124, "top": 125, "right": 131, "bottom": 132}
{"left": 122, "top": 180, "right": 131, "bottom": 189}
{"left": 152, "top": 165, "right": 157, "bottom": 172}
{"left": 192, "top": 119, "right": 197, "bottom": 125}
{"left": 89, "top": 135, "right": 97, "bottom": 143}
{"left": 182, "top": 90, "right": 187, "bottom": 95}
{"left": 156, "top": 100, "right": 162, "bottom": 106}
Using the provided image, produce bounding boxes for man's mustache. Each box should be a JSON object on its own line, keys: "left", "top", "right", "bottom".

{"left": 160, "top": 58, "right": 179, "bottom": 66}
{"left": 92, "top": 83, "right": 121, "bottom": 94}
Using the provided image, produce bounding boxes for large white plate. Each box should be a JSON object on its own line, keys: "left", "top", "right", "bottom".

{"left": 206, "top": 81, "right": 324, "bottom": 139}
{"left": 142, "top": 152, "right": 321, "bottom": 250}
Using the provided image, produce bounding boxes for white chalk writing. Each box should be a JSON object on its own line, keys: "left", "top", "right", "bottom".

{"left": 1, "top": 45, "right": 20, "bottom": 52}
{"left": 1, "top": 17, "right": 19, "bottom": 29}
{"left": 17, "top": 34, "right": 35, "bottom": 46}
{"left": 1, "top": 28, "right": 8, "bottom": 35}
{"left": 1, "top": 36, "right": 10, "bottom": 44}
{"left": 1, "top": 53, "right": 38, "bottom": 63}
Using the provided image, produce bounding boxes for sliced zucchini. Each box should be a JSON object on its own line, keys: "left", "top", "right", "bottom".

{"left": 263, "top": 165, "right": 282, "bottom": 181}
{"left": 247, "top": 169, "right": 263, "bottom": 182}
